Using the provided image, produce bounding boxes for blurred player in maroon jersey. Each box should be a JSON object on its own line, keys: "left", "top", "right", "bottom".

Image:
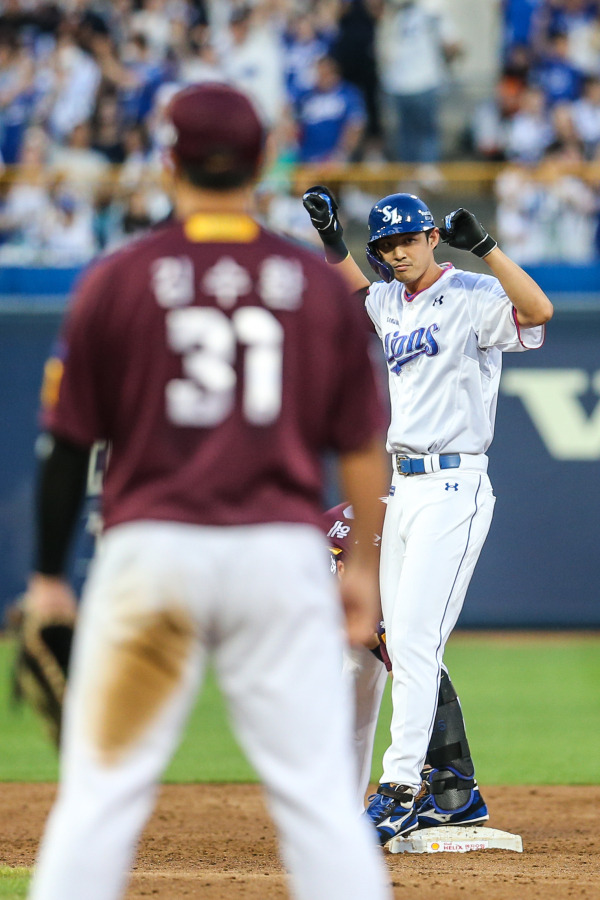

{"left": 27, "top": 83, "right": 391, "bottom": 900}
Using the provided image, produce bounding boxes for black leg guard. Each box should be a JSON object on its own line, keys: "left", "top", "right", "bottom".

{"left": 425, "top": 669, "right": 476, "bottom": 812}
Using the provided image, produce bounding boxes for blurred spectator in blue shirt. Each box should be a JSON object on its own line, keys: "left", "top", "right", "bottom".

{"left": 531, "top": 30, "right": 584, "bottom": 104}
{"left": 503, "top": 0, "right": 545, "bottom": 57}
{"left": 283, "top": 12, "right": 333, "bottom": 102}
{"left": 0, "top": 34, "right": 36, "bottom": 164}
{"left": 294, "top": 54, "right": 366, "bottom": 163}
{"left": 86, "top": 30, "right": 171, "bottom": 128}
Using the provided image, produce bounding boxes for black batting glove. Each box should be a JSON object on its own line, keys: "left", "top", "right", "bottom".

{"left": 439, "top": 208, "right": 497, "bottom": 259}
{"left": 302, "top": 185, "right": 343, "bottom": 243}
{"left": 302, "top": 185, "right": 348, "bottom": 262}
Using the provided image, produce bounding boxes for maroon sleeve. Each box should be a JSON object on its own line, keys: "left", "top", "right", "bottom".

{"left": 326, "top": 277, "right": 387, "bottom": 452}
{"left": 43, "top": 260, "right": 113, "bottom": 447}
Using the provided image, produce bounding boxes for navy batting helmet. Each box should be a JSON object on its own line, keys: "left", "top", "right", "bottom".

{"left": 366, "top": 193, "right": 435, "bottom": 282}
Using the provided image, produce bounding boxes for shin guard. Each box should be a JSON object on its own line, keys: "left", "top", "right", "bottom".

{"left": 425, "top": 669, "right": 476, "bottom": 812}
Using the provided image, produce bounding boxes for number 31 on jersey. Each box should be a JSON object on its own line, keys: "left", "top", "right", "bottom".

{"left": 165, "top": 306, "right": 284, "bottom": 428}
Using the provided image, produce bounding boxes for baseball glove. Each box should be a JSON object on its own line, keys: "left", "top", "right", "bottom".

{"left": 10, "top": 597, "right": 74, "bottom": 747}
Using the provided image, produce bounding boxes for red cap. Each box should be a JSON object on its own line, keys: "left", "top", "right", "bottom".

{"left": 167, "top": 82, "right": 265, "bottom": 178}
{"left": 322, "top": 499, "right": 385, "bottom": 557}
{"left": 322, "top": 502, "right": 355, "bottom": 557}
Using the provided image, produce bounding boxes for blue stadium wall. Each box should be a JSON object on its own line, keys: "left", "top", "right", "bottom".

{"left": 0, "top": 292, "right": 599, "bottom": 628}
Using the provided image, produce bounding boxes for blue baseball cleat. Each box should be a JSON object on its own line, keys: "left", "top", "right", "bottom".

{"left": 416, "top": 775, "right": 489, "bottom": 829}
{"left": 364, "top": 784, "right": 418, "bottom": 845}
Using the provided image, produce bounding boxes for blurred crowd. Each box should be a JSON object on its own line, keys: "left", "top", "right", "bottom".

{"left": 0, "top": 0, "right": 379, "bottom": 264}
{"left": 475, "top": 1, "right": 600, "bottom": 164}
{"left": 0, "top": 0, "right": 597, "bottom": 267}
{"left": 474, "top": 0, "right": 600, "bottom": 264}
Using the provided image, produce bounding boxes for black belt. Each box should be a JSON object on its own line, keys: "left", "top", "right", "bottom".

{"left": 395, "top": 453, "right": 462, "bottom": 476}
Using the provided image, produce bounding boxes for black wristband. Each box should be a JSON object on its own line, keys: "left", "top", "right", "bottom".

{"left": 323, "top": 236, "right": 349, "bottom": 263}
{"left": 471, "top": 233, "right": 497, "bottom": 259}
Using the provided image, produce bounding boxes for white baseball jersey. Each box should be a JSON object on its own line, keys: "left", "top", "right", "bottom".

{"left": 365, "top": 264, "right": 545, "bottom": 456}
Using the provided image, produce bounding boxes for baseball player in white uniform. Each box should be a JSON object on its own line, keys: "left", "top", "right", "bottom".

{"left": 304, "top": 187, "right": 553, "bottom": 844}
{"left": 324, "top": 501, "right": 490, "bottom": 826}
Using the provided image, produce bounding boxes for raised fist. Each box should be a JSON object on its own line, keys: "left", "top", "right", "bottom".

{"left": 439, "top": 208, "right": 497, "bottom": 259}
{"left": 302, "top": 184, "right": 343, "bottom": 245}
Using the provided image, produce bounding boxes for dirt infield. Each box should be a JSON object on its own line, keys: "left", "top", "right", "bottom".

{"left": 2, "top": 783, "right": 598, "bottom": 899}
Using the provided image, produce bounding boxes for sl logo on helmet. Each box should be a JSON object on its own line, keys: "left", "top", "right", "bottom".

{"left": 381, "top": 206, "right": 404, "bottom": 225}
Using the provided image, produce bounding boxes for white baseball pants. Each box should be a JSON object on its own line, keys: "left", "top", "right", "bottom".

{"left": 343, "top": 646, "right": 388, "bottom": 814}
{"left": 379, "top": 460, "right": 495, "bottom": 791}
{"left": 29, "top": 521, "right": 390, "bottom": 900}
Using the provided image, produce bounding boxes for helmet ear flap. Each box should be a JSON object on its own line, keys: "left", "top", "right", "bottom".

{"left": 366, "top": 245, "right": 395, "bottom": 283}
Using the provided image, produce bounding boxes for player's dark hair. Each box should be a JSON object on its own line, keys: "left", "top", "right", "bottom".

{"left": 178, "top": 151, "right": 257, "bottom": 191}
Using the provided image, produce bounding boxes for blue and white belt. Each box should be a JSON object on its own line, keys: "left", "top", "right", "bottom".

{"left": 395, "top": 453, "right": 462, "bottom": 476}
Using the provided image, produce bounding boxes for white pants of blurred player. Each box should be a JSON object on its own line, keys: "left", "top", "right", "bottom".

{"left": 29, "top": 521, "right": 391, "bottom": 900}
{"left": 344, "top": 654, "right": 461, "bottom": 814}
{"left": 379, "top": 459, "right": 495, "bottom": 791}
{"left": 343, "top": 646, "right": 388, "bottom": 814}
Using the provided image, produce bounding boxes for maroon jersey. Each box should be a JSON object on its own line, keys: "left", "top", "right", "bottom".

{"left": 43, "top": 213, "right": 385, "bottom": 530}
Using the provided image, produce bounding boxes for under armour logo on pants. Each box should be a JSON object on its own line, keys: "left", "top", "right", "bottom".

{"left": 445, "top": 483, "right": 459, "bottom": 491}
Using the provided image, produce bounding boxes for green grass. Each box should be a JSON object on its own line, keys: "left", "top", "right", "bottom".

{"left": 0, "top": 636, "right": 254, "bottom": 782}
{"left": 439, "top": 634, "right": 600, "bottom": 785}
{"left": 1, "top": 633, "right": 599, "bottom": 785}
{"left": 0, "top": 868, "right": 30, "bottom": 899}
